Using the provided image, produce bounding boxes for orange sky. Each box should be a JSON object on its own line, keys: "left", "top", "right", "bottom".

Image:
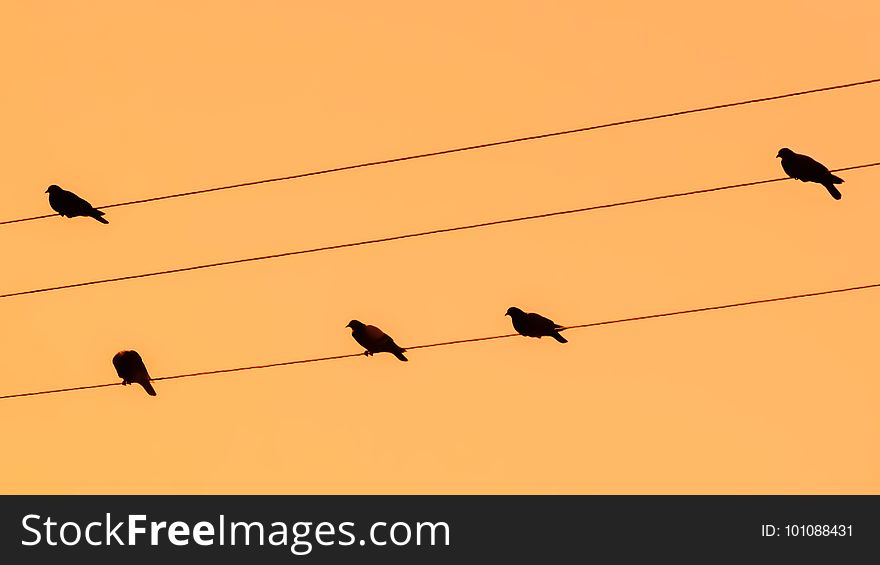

{"left": 0, "top": 1, "right": 878, "bottom": 493}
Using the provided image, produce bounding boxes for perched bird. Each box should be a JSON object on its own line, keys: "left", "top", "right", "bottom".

{"left": 46, "top": 184, "right": 109, "bottom": 223}
{"left": 112, "top": 350, "right": 157, "bottom": 396}
{"left": 776, "top": 148, "right": 844, "bottom": 200}
{"left": 346, "top": 320, "right": 408, "bottom": 361}
{"left": 506, "top": 306, "right": 568, "bottom": 343}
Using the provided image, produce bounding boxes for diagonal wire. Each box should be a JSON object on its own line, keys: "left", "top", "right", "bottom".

{"left": 0, "top": 162, "right": 877, "bottom": 301}
{"left": 2, "top": 78, "right": 877, "bottom": 227}
{"left": 2, "top": 280, "right": 878, "bottom": 400}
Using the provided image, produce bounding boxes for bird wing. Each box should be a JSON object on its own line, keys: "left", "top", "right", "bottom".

{"left": 527, "top": 312, "right": 559, "bottom": 332}
{"left": 361, "top": 325, "right": 404, "bottom": 353}
{"left": 62, "top": 189, "right": 98, "bottom": 214}
{"left": 364, "top": 325, "right": 392, "bottom": 347}
{"left": 792, "top": 153, "right": 831, "bottom": 180}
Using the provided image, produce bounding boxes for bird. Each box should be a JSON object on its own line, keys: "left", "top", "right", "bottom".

{"left": 505, "top": 307, "right": 568, "bottom": 343}
{"left": 776, "top": 148, "right": 844, "bottom": 200}
{"left": 346, "top": 320, "right": 408, "bottom": 361}
{"left": 46, "top": 184, "right": 109, "bottom": 223}
{"left": 112, "top": 350, "right": 157, "bottom": 396}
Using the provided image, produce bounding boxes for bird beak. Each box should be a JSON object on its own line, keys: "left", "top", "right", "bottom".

{"left": 44, "top": 189, "right": 49, "bottom": 193}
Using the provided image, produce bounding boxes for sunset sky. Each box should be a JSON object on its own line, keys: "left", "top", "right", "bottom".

{"left": 1, "top": 1, "right": 878, "bottom": 493}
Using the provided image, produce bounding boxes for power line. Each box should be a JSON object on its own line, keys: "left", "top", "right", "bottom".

{"left": 2, "top": 78, "right": 877, "bottom": 227}
{"left": 3, "top": 280, "right": 878, "bottom": 400}
{"left": 1, "top": 162, "right": 877, "bottom": 301}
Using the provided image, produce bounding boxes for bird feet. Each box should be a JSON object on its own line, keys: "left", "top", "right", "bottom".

{"left": 363, "top": 350, "right": 373, "bottom": 357}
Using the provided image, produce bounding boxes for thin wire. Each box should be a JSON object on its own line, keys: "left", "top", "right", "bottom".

{"left": 0, "top": 162, "right": 877, "bottom": 301}
{"left": 2, "top": 78, "right": 877, "bottom": 227}
{"left": 3, "top": 280, "right": 878, "bottom": 400}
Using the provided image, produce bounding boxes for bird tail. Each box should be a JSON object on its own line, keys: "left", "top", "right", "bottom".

{"left": 392, "top": 348, "right": 408, "bottom": 362}
{"left": 551, "top": 331, "right": 568, "bottom": 344}
{"left": 822, "top": 183, "right": 842, "bottom": 200}
{"left": 140, "top": 381, "right": 158, "bottom": 396}
{"left": 91, "top": 210, "right": 109, "bottom": 224}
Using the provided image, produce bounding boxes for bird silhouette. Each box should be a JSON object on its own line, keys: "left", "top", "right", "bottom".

{"left": 506, "top": 307, "right": 568, "bottom": 343}
{"left": 46, "top": 184, "right": 109, "bottom": 223}
{"left": 776, "top": 148, "right": 844, "bottom": 200}
{"left": 346, "top": 320, "right": 408, "bottom": 361}
{"left": 112, "top": 350, "right": 157, "bottom": 396}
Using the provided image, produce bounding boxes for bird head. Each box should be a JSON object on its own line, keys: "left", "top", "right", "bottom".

{"left": 346, "top": 320, "right": 364, "bottom": 330}
{"left": 776, "top": 148, "right": 793, "bottom": 159}
{"left": 505, "top": 307, "right": 524, "bottom": 317}
{"left": 46, "top": 184, "right": 62, "bottom": 194}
